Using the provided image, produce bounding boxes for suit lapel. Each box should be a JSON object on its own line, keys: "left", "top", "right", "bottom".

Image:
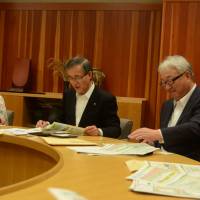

{"left": 70, "top": 92, "right": 76, "bottom": 125}
{"left": 78, "top": 87, "right": 98, "bottom": 126}
{"left": 163, "top": 101, "right": 174, "bottom": 127}
{"left": 176, "top": 87, "right": 198, "bottom": 125}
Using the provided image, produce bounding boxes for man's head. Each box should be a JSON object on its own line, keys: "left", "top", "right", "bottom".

{"left": 158, "top": 55, "right": 195, "bottom": 101}
{"left": 64, "top": 56, "right": 93, "bottom": 95}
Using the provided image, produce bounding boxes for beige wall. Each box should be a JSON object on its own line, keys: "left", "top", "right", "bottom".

{"left": 0, "top": 0, "right": 161, "bottom": 3}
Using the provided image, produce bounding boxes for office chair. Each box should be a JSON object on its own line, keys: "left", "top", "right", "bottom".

{"left": 118, "top": 118, "right": 133, "bottom": 139}
{"left": 7, "top": 110, "right": 14, "bottom": 125}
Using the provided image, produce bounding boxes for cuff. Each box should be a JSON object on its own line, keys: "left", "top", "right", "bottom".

{"left": 158, "top": 129, "right": 164, "bottom": 144}
{"left": 98, "top": 128, "right": 103, "bottom": 136}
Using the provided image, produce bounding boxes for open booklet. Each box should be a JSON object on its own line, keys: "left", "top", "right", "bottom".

{"left": 126, "top": 160, "right": 200, "bottom": 199}
{"left": 43, "top": 122, "right": 84, "bottom": 136}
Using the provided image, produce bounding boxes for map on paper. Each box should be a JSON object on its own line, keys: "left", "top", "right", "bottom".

{"left": 128, "top": 160, "right": 200, "bottom": 199}
{"left": 68, "top": 143, "right": 158, "bottom": 155}
{"left": 44, "top": 122, "right": 84, "bottom": 135}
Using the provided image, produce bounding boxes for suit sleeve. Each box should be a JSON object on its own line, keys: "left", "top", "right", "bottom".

{"left": 161, "top": 98, "right": 200, "bottom": 146}
{"left": 100, "top": 95, "right": 121, "bottom": 138}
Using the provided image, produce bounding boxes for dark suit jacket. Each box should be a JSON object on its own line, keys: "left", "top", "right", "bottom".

{"left": 160, "top": 86, "right": 200, "bottom": 161}
{"left": 60, "top": 86, "right": 121, "bottom": 138}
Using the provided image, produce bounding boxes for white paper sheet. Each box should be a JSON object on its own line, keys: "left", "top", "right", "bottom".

{"left": 48, "top": 188, "right": 88, "bottom": 200}
{"left": 68, "top": 143, "right": 158, "bottom": 155}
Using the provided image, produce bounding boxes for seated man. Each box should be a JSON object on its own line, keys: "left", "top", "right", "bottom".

{"left": 128, "top": 55, "right": 200, "bottom": 161}
{"left": 0, "top": 95, "right": 8, "bottom": 125}
{"left": 37, "top": 56, "right": 121, "bottom": 138}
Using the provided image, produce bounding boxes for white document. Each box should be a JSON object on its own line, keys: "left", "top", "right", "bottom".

{"left": 0, "top": 128, "right": 42, "bottom": 135}
{"left": 68, "top": 143, "right": 158, "bottom": 155}
{"left": 129, "top": 161, "right": 200, "bottom": 199}
{"left": 48, "top": 188, "right": 88, "bottom": 200}
{"left": 44, "top": 122, "right": 84, "bottom": 135}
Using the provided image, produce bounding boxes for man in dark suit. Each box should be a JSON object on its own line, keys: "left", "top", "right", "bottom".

{"left": 37, "top": 56, "right": 121, "bottom": 138}
{"left": 128, "top": 55, "right": 200, "bottom": 161}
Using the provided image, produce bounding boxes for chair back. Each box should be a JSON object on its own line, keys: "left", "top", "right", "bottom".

{"left": 7, "top": 110, "right": 14, "bottom": 125}
{"left": 118, "top": 118, "right": 133, "bottom": 139}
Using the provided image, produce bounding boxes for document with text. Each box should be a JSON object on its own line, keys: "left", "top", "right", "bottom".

{"left": 127, "top": 160, "right": 200, "bottom": 199}
{"left": 68, "top": 143, "right": 158, "bottom": 155}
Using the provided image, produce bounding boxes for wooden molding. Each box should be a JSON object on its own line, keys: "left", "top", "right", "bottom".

{"left": 0, "top": 2, "right": 162, "bottom": 11}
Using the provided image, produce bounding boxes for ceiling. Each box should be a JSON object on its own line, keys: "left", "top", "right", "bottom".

{"left": 0, "top": 0, "right": 161, "bottom": 3}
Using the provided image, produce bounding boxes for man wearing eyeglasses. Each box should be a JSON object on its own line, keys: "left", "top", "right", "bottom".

{"left": 37, "top": 56, "right": 121, "bottom": 138}
{"left": 128, "top": 55, "right": 200, "bottom": 161}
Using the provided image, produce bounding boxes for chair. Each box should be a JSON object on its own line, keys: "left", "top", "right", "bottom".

{"left": 118, "top": 118, "right": 133, "bottom": 139}
{"left": 8, "top": 58, "right": 31, "bottom": 92}
{"left": 7, "top": 110, "right": 14, "bottom": 125}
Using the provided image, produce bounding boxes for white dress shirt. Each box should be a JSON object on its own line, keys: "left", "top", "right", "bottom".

{"left": 76, "top": 82, "right": 95, "bottom": 126}
{"left": 168, "top": 84, "right": 196, "bottom": 127}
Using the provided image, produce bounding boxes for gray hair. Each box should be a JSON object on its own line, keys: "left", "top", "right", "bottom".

{"left": 158, "top": 55, "right": 194, "bottom": 76}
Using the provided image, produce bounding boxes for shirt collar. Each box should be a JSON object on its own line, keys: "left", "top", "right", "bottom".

{"left": 76, "top": 82, "right": 95, "bottom": 99}
{"left": 174, "top": 83, "right": 196, "bottom": 106}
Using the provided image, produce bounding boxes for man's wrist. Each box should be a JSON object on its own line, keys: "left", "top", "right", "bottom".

{"left": 157, "top": 129, "right": 164, "bottom": 143}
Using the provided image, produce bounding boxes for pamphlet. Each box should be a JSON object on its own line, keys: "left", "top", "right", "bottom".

{"left": 127, "top": 160, "right": 200, "bottom": 199}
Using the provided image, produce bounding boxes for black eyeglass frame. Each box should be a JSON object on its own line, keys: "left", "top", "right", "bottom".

{"left": 160, "top": 72, "right": 185, "bottom": 88}
{"left": 66, "top": 73, "right": 89, "bottom": 82}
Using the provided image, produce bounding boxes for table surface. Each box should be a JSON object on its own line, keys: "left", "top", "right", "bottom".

{"left": 1, "top": 135, "right": 199, "bottom": 200}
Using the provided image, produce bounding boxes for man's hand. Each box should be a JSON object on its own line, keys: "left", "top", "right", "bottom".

{"left": 84, "top": 125, "right": 100, "bottom": 136}
{"left": 0, "top": 118, "right": 6, "bottom": 125}
{"left": 128, "top": 128, "right": 163, "bottom": 144}
{"left": 36, "top": 120, "right": 49, "bottom": 128}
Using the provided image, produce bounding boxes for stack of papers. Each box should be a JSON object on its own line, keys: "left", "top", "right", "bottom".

{"left": 68, "top": 143, "right": 158, "bottom": 155}
{"left": 126, "top": 160, "right": 200, "bottom": 199}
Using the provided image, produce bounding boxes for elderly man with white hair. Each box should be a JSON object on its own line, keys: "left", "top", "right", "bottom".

{"left": 129, "top": 55, "right": 200, "bottom": 161}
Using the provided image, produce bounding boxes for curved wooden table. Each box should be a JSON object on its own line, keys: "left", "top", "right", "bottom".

{"left": 0, "top": 135, "right": 199, "bottom": 200}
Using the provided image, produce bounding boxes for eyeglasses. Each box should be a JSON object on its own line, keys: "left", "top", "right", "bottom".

{"left": 66, "top": 73, "right": 88, "bottom": 82}
{"left": 160, "top": 72, "right": 185, "bottom": 88}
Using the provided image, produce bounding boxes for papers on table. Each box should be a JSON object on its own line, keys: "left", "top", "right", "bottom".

{"left": 126, "top": 159, "right": 200, "bottom": 199}
{"left": 0, "top": 128, "right": 42, "bottom": 136}
{"left": 44, "top": 122, "right": 84, "bottom": 136}
{"left": 41, "top": 137, "right": 97, "bottom": 146}
{"left": 126, "top": 159, "right": 146, "bottom": 172}
{"left": 48, "top": 188, "right": 88, "bottom": 200}
{"left": 0, "top": 122, "right": 84, "bottom": 137}
{"left": 68, "top": 143, "right": 158, "bottom": 155}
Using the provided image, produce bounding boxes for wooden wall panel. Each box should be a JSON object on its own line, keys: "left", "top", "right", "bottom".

{"left": 0, "top": 3, "right": 162, "bottom": 128}
{"left": 0, "top": 10, "right": 5, "bottom": 85}
{"left": 31, "top": 11, "right": 42, "bottom": 92}
{"left": 157, "top": 0, "right": 200, "bottom": 127}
